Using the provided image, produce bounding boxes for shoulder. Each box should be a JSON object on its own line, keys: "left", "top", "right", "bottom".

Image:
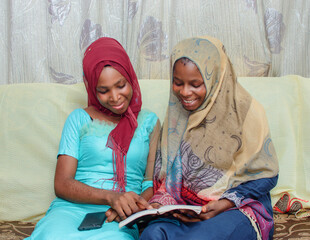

{"left": 137, "top": 109, "right": 159, "bottom": 133}
{"left": 68, "top": 108, "right": 89, "bottom": 118}
{"left": 138, "top": 109, "right": 158, "bottom": 124}
{"left": 64, "top": 108, "right": 91, "bottom": 129}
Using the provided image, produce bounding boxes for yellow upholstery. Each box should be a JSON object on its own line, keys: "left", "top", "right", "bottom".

{"left": 239, "top": 76, "right": 310, "bottom": 212}
{"left": 0, "top": 76, "right": 309, "bottom": 221}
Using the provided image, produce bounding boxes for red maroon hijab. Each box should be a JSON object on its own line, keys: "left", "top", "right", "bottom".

{"left": 82, "top": 37, "right": 142, "bottom": 191}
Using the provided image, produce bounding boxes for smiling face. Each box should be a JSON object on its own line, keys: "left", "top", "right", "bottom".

{"left": 172, "top": 58, "right": 207, "bottom": 111}
{"left": 96, "top": 66, "right": 133, "bottom": 115}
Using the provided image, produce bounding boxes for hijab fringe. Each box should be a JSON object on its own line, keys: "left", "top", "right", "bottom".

{"left": 107, "top": 135, "right": 127, "bottom": 192}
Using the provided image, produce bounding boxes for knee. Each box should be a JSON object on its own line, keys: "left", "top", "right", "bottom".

{"left": 140, "top": 223, "right": 167, "bottom": 240}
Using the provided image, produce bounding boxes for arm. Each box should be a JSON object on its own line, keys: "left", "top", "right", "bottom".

{"left": 174, "top": 176, "right": 278, "bottom": 222}
{"left": 54, "top": 154, "right": 150, "bottom": 220}
{"left": 54, "top": 154, "right": 116, "bottom": 205}
{"left": 141, "top": 119, "right": 161, "bottom": 201}
{"left": 220, "top": 175, "right": 279, "bottom": 207}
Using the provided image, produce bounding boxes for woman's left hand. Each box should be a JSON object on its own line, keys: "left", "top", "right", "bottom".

{"left": 105, "top": 208, "right": 121, "bottom": 223}
{"left": 173, "top": 199, "right": 235, "bottom": 223}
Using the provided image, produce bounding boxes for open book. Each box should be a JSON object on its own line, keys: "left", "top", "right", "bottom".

{"left": 119, "top": 204, "right": 202, "bottom": 228}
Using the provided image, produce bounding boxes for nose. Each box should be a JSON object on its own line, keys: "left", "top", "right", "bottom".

{"left": 109, "top": 89, "right": 119, "bottom": 102}
{"left": 179, "top": 84, "right": 192, "bottom": 97}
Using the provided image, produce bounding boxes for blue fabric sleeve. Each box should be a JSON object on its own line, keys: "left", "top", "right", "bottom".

{"left": 139, "top": 109, "right": 159, "bottom": 136}
{"left": 221, "top": 175, "right": 278, "bottom": 206}
{"left": 142, "top": 180, "right": 153, "bottom": 192}
{"left": 57, "top": 109, "right": 90, "bottom": 159}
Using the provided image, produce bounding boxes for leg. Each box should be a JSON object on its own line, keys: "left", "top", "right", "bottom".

{"left": 26, "top": 206, "right": 139, "bottom": 240}
{"left": 140, "top": 210, "right": 257, "bottom": 240}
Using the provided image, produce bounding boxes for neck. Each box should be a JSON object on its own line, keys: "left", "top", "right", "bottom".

{"left": 85, "top": 106, "right": 122, "bottom": 123}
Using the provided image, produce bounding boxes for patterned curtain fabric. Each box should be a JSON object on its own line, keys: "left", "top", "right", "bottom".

{"left": 1, "top": 0, "right": 309, "bottom": 85}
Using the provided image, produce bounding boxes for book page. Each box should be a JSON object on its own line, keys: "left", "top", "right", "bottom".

{"left": 119, "top": 208, "right": 158, "bottom": 228}
{"left": 157, "top": 205, "right": 202, "bottom": 215}
{"left": 119, "top": 205, "right": 202, "bottom": 228}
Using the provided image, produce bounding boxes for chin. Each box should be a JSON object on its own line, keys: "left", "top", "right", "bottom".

{"left": 112, "top": 109, "right": 126, "bottom": 115}
{"left": 182, "top": 105, "right": 197, "bottom": 111}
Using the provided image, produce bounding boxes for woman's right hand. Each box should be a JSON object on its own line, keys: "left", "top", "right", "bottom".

{"left": 150, "top": 202, "right": 162, "bottom": 209}
{"left": 108, "top": 191, "right": 152, "bottom": 221}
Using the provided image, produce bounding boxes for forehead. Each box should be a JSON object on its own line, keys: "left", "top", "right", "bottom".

{"left": 97, "top": 66, "right": 127, "bottom": 86}
{"left": 171, "top": 38, "right": 221, "bottom": 82}
{"left": 173, "top": 60, "right": 201, "bottom": 75}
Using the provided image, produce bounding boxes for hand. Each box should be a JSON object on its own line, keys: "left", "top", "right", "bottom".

{"left": 105, "top": 208, "right": 121, "bottom": 223}
{"left": 108, "top": 191, "right": 152, "bottom": 221}
{"left": 172, "top": 208, "right": 202, "bottom": 223}
{"left": 199, "top": 199, "right": 235, "bottom": 220}
{"left": 150, "top": 202, "right": 162, "bottom": 209}
{"left": 173, "top": 199, "right": 235, "bottom": 223}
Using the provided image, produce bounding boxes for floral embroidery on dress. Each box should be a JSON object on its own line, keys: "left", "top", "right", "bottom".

{"left": 221, "top": 191, "right": 244, "bottom": 207}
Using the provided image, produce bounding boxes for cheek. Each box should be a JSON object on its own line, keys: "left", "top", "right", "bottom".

{"left": 96, "top": 94, "right": 108, "bottom": 105}
{"left": 197, "top": 86, "right": 207, "bottom": 99}
{"left": 172, "top": 84, "right": 179, "bottom": 95}
{"left": 125, "top": 85, "right": 133, "bottom": 101}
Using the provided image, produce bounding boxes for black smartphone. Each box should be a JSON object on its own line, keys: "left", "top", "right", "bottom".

{"left": 78, "top": 212, "right": 107, "bottom": 231}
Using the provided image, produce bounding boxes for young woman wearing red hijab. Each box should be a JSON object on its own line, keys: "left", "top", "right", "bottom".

{"left": 26, "top": 37, "right": 160, "bottom": 240}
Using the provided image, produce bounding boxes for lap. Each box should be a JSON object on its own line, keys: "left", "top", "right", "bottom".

{"left": 26, "top": 203, "right": 139, "bottom": 240}
{"left": 140, "top": 210, "right": 257, "bottom": 240}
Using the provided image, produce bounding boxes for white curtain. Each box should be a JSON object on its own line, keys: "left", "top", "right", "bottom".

{"left": 1, "top": 0, "right": 309, "bottom": 85}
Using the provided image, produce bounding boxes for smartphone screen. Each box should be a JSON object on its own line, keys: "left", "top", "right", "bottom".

{"left": 78, "top": 212, "right": 107, "bottom": 231}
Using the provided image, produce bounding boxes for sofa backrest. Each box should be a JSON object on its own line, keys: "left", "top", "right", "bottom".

{"left": 0, "top": 76, "right": 309, "bottom": 221}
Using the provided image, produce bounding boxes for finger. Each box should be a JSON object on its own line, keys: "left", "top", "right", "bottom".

{"left": 120, "top": 203, "right": 133, "bottom": 219}
{"left": 122, "top": 192, "right": 142, "bottom": 214}
{"left": 106, "top": 210, "right": 118, "bottom": 223}
{"left": 151, "top": 203, "right": 162, "bottom": 209}
{"left": 199, "top": 211, "right": 217, "bottom": 221}
{"left": 173, "top": 213, "right": 201, "bottom": 223}
{"left": 114, "top": 192, "right": 136, "bottom": 218}
{"left": 113, "top": 205, "right": 127, "bottom": 220}
{"left": 135, "top": 195, "right": 151, "bottom": 210}
{"left": 179, "top": 209, "right": 199, "bottom": 218}
{"left": 105, "top": 208, "right": 112, "bottom": 217}
{"left": 115, "top": 215, "right": 121, "bottom": 222}
{"left": 137, "top": 201, "right": 152, "bottom": 210}
{"left": 122, "top": 195, "right": 139, "bottom": 216}
{"left": 201, "top": 204, "right": 208, "bottom": 213}
{"left": 202, "top": 201, "right": 216, "bottom": 213}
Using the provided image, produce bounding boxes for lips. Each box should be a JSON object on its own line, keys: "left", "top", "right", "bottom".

{"left": 181, "top": 98, "right": 196, "bottom": 106}
{"left": 183, "top": 99, "right": 195, "bottom": 104}
{"left": 110, "top": 102, "right": 125, "bottom": 110}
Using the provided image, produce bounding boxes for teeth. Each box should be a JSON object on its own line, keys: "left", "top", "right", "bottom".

{"left": 183, "top": 99, "right": 194, "bottom": 103}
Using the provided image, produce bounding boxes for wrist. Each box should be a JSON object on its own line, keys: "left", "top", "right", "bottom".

{"left": 220, "top": 198, "right": 235, "bottom": 209}
{"left": 103, "top": 190, "right": 117, "bottom": 206}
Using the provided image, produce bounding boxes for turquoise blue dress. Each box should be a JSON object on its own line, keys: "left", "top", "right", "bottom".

{"left": 26, "top": 108, "right": 158, "bottom": 240}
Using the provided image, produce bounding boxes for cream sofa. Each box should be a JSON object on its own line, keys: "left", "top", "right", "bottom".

{"left": 0, "top": 76, "right": 309, "bottom": 239}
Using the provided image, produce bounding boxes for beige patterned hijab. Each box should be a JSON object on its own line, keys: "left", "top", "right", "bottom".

{"left": 155, "top": 36, "right": 279, "bottom": 203}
